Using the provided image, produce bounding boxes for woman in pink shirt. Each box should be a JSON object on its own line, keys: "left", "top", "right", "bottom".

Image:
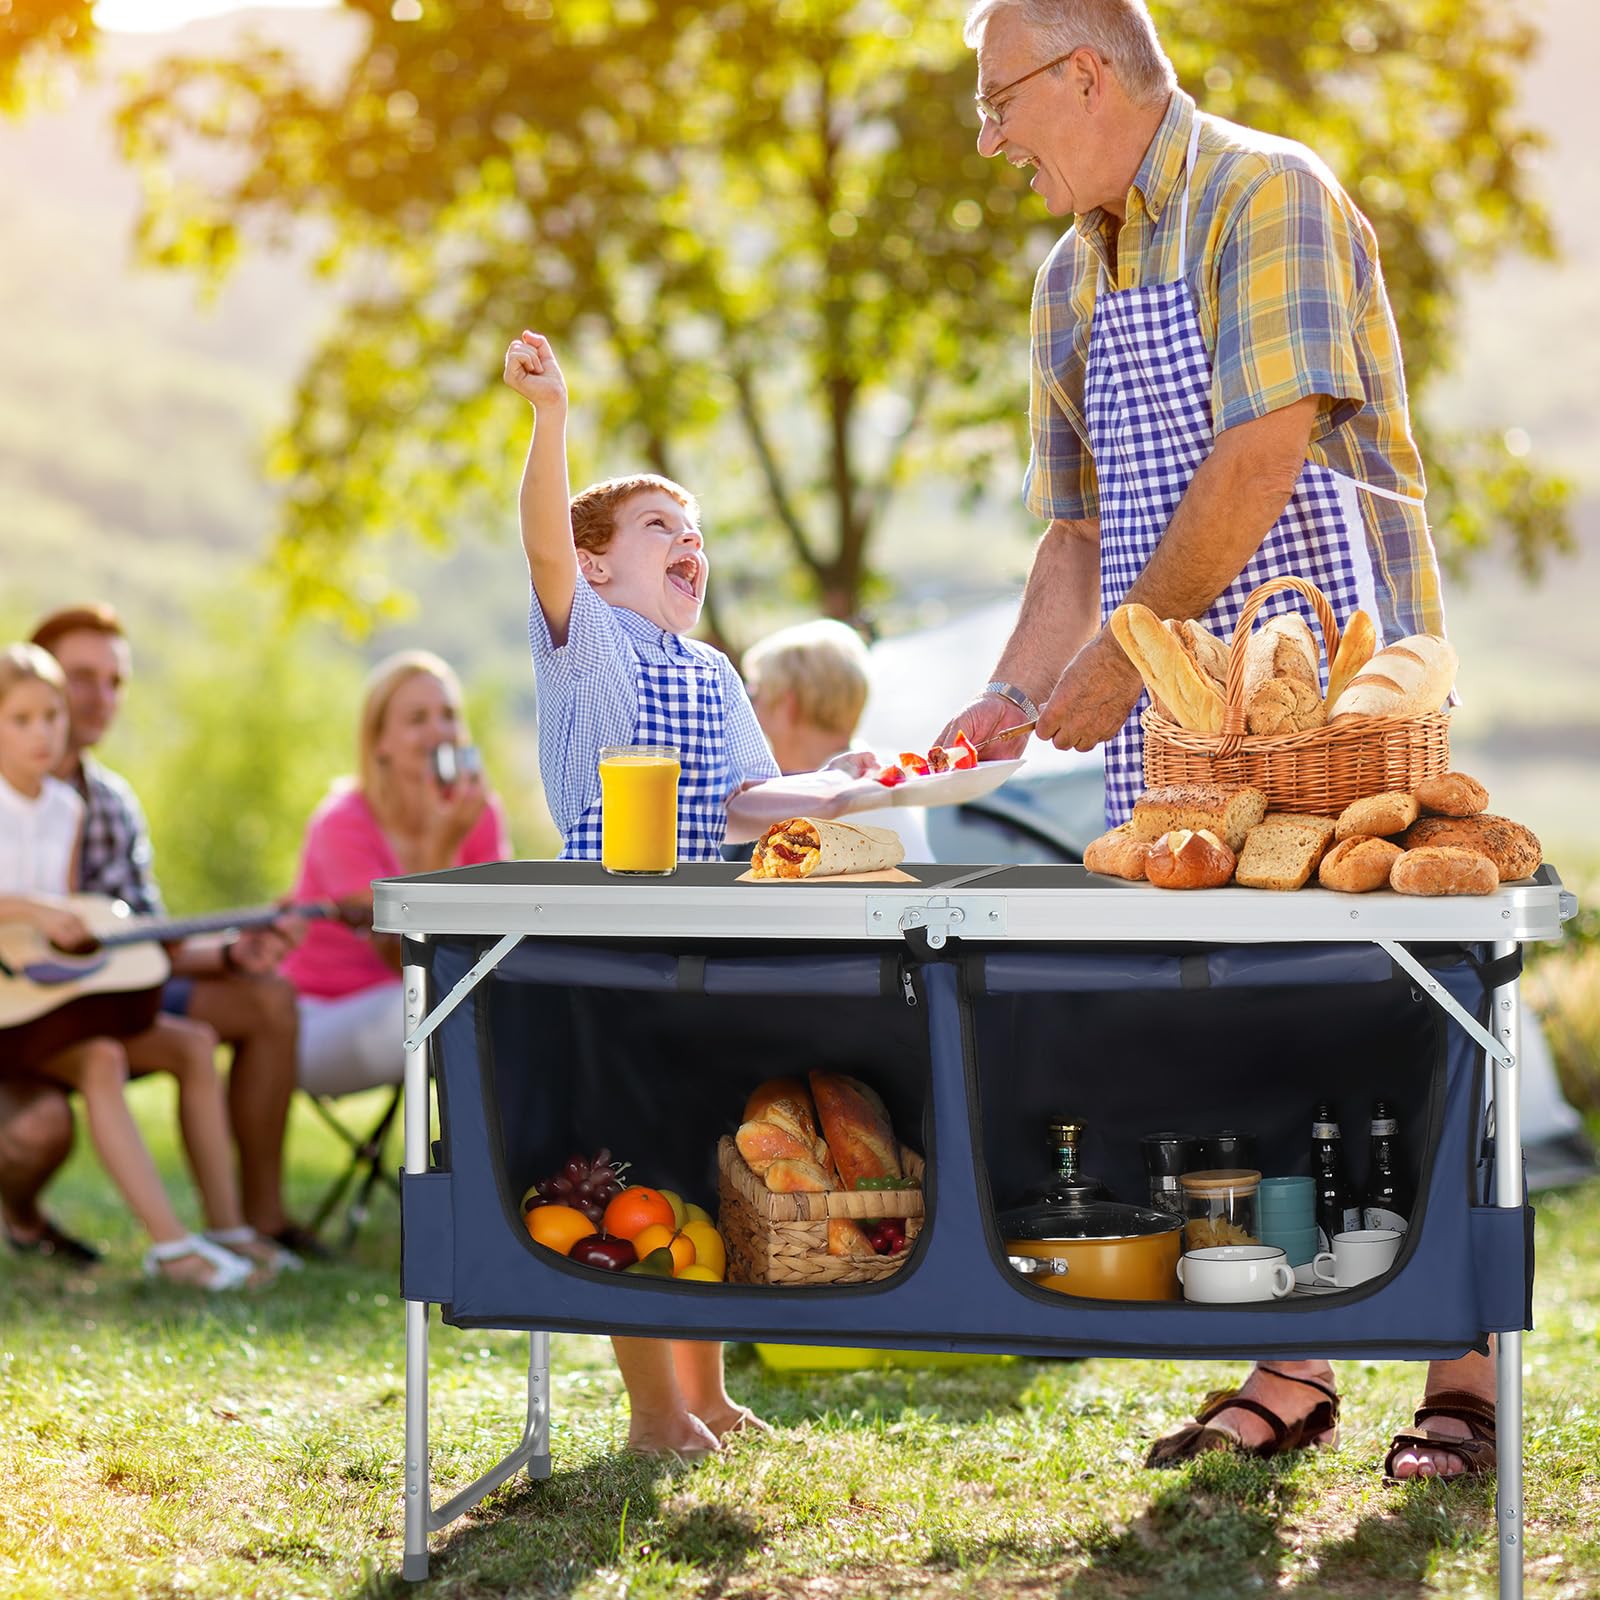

{"left": 284, "top": 651, "right": 510, "bottom": 1096}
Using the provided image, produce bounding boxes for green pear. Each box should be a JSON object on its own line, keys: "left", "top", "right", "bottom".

{"left": 684, "top": 1202, "right": 713, "bottom": 1225}
{"left": 658, "top": 1189, "right": 689, "bottom": 1229}
{"left": 625, "top": 1247, "right": 677, "bottom": 1278}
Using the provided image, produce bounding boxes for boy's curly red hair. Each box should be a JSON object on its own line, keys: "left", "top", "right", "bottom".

{"left": 570, "top": 475, "right": 699, "bottom": 554}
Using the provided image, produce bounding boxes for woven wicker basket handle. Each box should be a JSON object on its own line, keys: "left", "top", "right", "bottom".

{"left": 1219, "top": 576, "right": 1342, "bottom": 753}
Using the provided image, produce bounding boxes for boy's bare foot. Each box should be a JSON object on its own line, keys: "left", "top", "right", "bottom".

{"left": 698, "top": 1403, "right": 773, "bottom": 1442}
{"left": 626, "top": 1410, "right": 722, "bottom": 1461}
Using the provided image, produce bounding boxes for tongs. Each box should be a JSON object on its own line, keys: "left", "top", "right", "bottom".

{"left": 972, "top": 719, "right": 1037, "bottom": 751}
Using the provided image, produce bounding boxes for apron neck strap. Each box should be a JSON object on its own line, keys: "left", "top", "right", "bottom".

{"left": 1175, "top": 115, "right": 1201, "bottom": 266}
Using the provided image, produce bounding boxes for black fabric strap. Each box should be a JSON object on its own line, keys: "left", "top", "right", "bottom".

{"left": 675, "top": 954, "right": 706, "bottom": 994}
{"left": 1472, "top": 948, "right": 1523, "bottom": 990}
{"left": 1180, "top": 954, "right": 1210, "bottom": 990}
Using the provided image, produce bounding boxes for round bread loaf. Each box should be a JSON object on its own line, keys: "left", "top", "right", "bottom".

{"left": 1399, "top": 814, "right": 1541, "bottom": 881}
{"left": 1319, "top": 836, "right": 1404, "bottom": 893}
{"left": 1334, "top": 790, "right": 1420, "bottom": 842}
{"left": 1146, "top": 828, "right": 1236, "bottom": 890}
{"left": 1083, "top": 823, "right": 1150, "bottom": 881}
{"left": 1414, "top": 771, "right": 1489, "bottom": 817}
{"left": 1390, "top": 846, "right": 1498, "bottom": 897}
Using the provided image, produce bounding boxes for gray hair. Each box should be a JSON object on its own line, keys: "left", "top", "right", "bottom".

{"left": 963, "top": 0, "right": 1176, "bottom": 107}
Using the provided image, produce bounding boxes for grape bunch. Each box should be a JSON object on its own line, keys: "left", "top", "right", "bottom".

{"left": 524, "top": 1148, "right": 630, "bottom": 1227}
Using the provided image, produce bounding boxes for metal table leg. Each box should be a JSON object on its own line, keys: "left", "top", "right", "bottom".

{"left": 402, "top": 958, "right": 432, "bottom": 1582}
{"left": 527, "top": 1330, "right": 552, "bottom": 1481}
{"left": 1492, "top": 940, "right": 1524, "bottom": 1600}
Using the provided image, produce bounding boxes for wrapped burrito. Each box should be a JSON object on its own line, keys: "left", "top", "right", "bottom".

{"left": 750, "top": 817, "right": 906, "bottom": 879}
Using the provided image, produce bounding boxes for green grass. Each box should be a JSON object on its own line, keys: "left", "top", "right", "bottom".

{"left": 2, "top": 1084, "right": 1598, "bottom": 1600}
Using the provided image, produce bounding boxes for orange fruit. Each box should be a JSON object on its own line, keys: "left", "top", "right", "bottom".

{"left": 632, "top": 1223, "right": 695, "bottom": 1273}
{"left": 526, "top": 1204, "right": 597, "bottom": 1256}
{"left": 602, "top": 1186, "right": 676, "bottom": 1242}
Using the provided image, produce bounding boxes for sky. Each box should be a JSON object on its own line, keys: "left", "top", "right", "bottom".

{"left": 95, "top": 0, "right": 333, "bottom": 33}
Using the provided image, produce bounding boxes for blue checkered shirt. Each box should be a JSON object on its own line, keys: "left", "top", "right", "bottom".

{"left": 71, "top": 755, "right": 165, "bottom": 916}
{"left": 528, "top": 578, "right": 779, "bottom": 845}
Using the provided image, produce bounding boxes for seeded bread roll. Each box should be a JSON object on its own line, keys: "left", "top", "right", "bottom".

{"left": 1083, "top": 822, "right": 1150, "bottom": 881}
{"left": 1234, "top": 813, "right": 1338, "bottom": 891}
{"left": 1327, "top": 634, "right": 1457, "bottom": 719}
{"left": 1319, "top": 836, "right": 1405, "bottom": 893}
{"left": 1325, "top": 608, "right": 1377, "bottom": 709}
{"left": 1399, "top": 814, "right": 1541, "bottom": 881}
{"left": 1334, "top": 790, "right": 1420, "bottom": 842}
{"left": 1245, "top": 676, "right": 1325, "bottom": 735}
{"left": 1414, "top": 771, "right": 1489, "bottom": 817}
{"left": 1145, "top": 828, "right": 1236, "bottom": 890}
{"left": 1390, "top": 846, "right": 1499, "bottom": 897}
{"left": 1130, "top": 784, "right": 1268, "bottom": 854}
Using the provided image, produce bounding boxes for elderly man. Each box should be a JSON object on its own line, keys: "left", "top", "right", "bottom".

{"left": 945, "top": 0, "right": 1491, "bottom": 1484}
{"left": 1, "top": 605, "right": 323, "bottom": 1261}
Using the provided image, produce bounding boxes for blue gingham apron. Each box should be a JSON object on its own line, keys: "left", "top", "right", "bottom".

{"left": 1085, "top": 119, "right": 1425, "bottom": 829}
{"left": 563, "top": 651, "right": 730, "bottom": 863}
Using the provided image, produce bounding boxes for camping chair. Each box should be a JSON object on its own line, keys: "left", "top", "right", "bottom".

{"left": 303, "top": 1085, "right": 403, "bottom": 1251}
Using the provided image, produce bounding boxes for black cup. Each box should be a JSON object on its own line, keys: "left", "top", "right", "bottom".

{"left": 1140, "top": 1131, "right": 1198, "bottom": 1179}
{"left": 1195, "top": 1130, "right": 1257, "bottom": 1170}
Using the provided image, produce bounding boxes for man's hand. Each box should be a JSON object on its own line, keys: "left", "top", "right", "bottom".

{"left": 1036, "top": 632, "right": 1145, "bottom": 752}
{"left": 32, "top": 903, "right": 93, "bottom": 951}
{"left": 503, "top": 330, "right": 568, "bottom": 412}
{"left": 935, "top": 695, "right": 1033, "bottom": 761}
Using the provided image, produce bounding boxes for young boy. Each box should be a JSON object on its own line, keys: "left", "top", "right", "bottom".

{"left": 502, "top": 330, "right": 867, "bottom": 860}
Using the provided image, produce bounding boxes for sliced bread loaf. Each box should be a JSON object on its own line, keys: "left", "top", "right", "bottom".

{"left": 1130, "top": 784, "right": 1268, "bottom": 853}
{"left": 1235, "top": 813, "right": 1338, "bottom": 891}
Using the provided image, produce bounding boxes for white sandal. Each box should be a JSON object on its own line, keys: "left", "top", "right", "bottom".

{"left": 142, "top": 1234, "right": 256, "bottom": 1291}
{"left": 206, "top": 1226, "right": 302, "bottom": 1274}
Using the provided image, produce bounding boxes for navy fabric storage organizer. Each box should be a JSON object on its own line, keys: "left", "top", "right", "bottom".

{"left": 402, "top": 936, "right": 1531, "bottom": 1359}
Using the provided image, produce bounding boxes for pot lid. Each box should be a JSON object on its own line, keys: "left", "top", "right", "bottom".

{"left": 997, "top": 1198, "right": 1185, "bottom": 1242}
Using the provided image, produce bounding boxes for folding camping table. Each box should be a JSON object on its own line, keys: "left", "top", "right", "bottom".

{"left": 374, "top": 861, "right": 1578, "bottom": 1593}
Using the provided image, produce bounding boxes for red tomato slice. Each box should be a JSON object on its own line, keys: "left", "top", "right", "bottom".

{"left": 949, "top": 730, "right": 979, "bottom": 769}
{"left": 898, "top": 752, "right": 931, "bottom": 777}
{"left": 872, "top": 764, "right": 907, "bottom": 787}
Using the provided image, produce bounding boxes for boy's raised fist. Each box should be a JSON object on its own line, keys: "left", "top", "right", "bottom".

{"left": 503, "top": 329, "right": 567, "bottom": 408}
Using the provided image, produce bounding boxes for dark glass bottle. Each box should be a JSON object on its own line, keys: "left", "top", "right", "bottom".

{"left": 1025, "top": 1118, "right": 1109, "bottom": 1206}
{"left": 1311, "top": 1102, "right": 1361, "bottom": 1251}
{"left": 1361, "top": 1100, "right": 1411, "bottom": 1233}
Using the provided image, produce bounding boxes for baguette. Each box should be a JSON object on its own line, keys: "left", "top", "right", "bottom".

{"left": 1326, "top": 609, "right": 1377, "bottom": 708}
{"left": 1327, "top": 634, "right": 1457, "bottom": 719}
{"left": 1109, "top": 603, "right": 1224, "bottom": 734}
{"left": 1167, "top": 617, "right": 1229, "bottom": 686}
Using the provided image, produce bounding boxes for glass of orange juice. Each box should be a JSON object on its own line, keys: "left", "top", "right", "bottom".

{"left": 598, "top": 745, "right": 681, "bottom": 875}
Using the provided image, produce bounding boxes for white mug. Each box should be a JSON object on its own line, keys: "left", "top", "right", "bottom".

{"left": 1311, "top": 1227, "right": 1402, "bottom": 1288}
{"left": 1177, "top": 1245, "right": 1295, "bottom": 1304}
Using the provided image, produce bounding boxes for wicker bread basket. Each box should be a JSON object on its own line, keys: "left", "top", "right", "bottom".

{"left": 717, "top": 1135, "right": 924, "bottom": 1286}
{"left": 1140, "top": 576, "right": 1451, "bottom": 816}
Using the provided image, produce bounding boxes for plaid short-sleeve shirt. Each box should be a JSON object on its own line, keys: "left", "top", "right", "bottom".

{"left": 1024, "top": 90, "right": 1445, "bottom": 642}
{"left": 71, "top": 755, "right": 164, "bottom": 917}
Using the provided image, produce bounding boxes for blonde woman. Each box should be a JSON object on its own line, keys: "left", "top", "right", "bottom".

{"left": 282, "top": 652, "right": 510, "bottom": 1096}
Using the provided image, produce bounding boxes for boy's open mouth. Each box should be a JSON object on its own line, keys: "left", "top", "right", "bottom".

{"left": 667, "top": 555, "right": 700, "bottom": 600}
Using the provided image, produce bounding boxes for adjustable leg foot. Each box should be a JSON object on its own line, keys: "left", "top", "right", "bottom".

{"left": 527, "top": 1453, "right": 552, "bottom": 1482}
{"left": 402, "top": 1552, "right": 430, "bottom": 1582}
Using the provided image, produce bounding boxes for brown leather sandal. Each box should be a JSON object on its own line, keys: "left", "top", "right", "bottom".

{"left": 1382, "top": 1387, "right": 1497, "bottom": 1484}
{"left": 1145, "top": 1367, "right": 1341, "bottom": 1469}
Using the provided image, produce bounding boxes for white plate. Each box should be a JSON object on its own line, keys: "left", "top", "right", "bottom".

{"left": 761, "top": 759, "right": 1027, "bottom": 815}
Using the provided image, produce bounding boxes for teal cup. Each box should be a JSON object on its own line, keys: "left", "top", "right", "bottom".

{"left": 1260, "top": 1223, "right": 1320, "bottom": 1267}
{"left": 1258, "top": 1176, "right": 1315, "bottom": 1229}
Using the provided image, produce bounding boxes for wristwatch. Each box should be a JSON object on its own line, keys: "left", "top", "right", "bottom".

{"left": 983, "top": 680, "right": 1040, "bottom": 722}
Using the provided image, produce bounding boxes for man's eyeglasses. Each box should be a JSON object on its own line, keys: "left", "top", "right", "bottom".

{"left": 974, "top": 48, "right": 1082, "bottom": 128}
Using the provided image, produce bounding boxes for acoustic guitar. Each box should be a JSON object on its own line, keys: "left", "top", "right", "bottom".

{"left": 0, "top": 894, "right": 355, "bottom": 1069}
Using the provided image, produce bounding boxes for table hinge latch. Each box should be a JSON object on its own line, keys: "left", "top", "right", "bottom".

{"left": 865, "top": 894, "right": 1005, "bottom": 948}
